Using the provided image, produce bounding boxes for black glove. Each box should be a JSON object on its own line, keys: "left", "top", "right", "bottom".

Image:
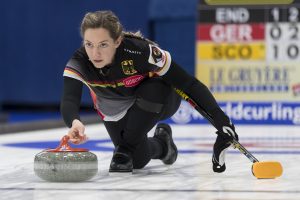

{"left": 218, "top": 122, "right": 239, "bottom": 141}
{"left": 211, "top": 108, "right": 238, "bottom": 140}
{"left": 212, "top": 123, "right": 239, "bottom": 173}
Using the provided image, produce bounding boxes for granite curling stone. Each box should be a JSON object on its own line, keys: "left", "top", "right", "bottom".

{"left": 34, "top": 135, "right": 98, "bottom": 182}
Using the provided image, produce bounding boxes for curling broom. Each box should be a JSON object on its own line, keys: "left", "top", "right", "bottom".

{"left": 174, "top": 88, "right": 283, "bottom": 179}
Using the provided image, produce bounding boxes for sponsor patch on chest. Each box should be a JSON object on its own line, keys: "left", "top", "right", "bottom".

{"left": 122, "top": 75, "right": 144, "bottom": 87}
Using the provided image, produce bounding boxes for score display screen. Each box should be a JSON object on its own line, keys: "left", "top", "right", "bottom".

{"left": 196, "top": 1, "right": 300, "bottom": 125}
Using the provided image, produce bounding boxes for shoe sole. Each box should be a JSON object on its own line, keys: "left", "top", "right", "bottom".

{"left": 109, "top": 168, "right": 133, "bottom": 173}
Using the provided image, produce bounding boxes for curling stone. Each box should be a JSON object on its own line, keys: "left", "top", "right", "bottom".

{"left": 34, "top": 135, "right": 98, "bottom": 182}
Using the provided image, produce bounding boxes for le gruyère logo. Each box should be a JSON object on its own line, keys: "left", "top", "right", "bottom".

{"left": 121, "top": 60, "right": 137, "bottom": 75}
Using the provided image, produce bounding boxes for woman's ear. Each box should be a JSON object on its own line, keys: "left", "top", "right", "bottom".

{"left": 114, "top": 36, "right": 122, "bottom": 48}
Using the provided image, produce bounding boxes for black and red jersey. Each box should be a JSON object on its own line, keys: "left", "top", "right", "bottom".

{"left": 64, "top": 36, "right": 172, "bottom": 121}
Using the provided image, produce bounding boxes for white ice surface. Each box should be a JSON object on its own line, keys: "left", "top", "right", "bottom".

{"left": 0, "top": 124, "right": 299, "bottom": 200}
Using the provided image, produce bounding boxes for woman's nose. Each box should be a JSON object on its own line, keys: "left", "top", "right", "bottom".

{"left": 92, "top": 47, "right": 101, "bottom": 57}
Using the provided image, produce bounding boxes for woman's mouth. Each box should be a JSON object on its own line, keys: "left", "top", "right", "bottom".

{"left": 93, "top": 59, "right": 103, "bottom": 63}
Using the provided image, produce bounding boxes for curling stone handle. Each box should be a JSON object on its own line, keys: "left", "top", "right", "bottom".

{"left": 46, "top": 135, "right": 89, "bottom": 152}
{"left": 55, "top": 135, "right": 71, "bottom": 151}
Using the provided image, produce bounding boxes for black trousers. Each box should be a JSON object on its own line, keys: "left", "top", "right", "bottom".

{"left": 104, "top": 77, "right": 181, "bottom": 169}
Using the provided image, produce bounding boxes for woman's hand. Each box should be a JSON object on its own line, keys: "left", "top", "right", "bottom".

{"left": 67, "top": 119, "right": 88, "bottom": 144}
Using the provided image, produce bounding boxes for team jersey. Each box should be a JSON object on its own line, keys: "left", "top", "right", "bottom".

{"left": 63, "top": 36, "right": 172, "bottom": 121}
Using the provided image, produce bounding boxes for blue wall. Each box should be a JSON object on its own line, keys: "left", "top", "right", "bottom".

{"left": 149, "top": 0, "right": 197, "bottom": 75}
{"left": 0, "top": 0, "right": 197, "bottom": 106}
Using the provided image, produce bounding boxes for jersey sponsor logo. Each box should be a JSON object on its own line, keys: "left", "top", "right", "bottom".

{"left": 151, "top": 45, "right": 164, "bottom": 63}
{"left": 121, "top": 60, "right": 137, "bottom": 75}
{"left": 124, "top": 48, "right": 142, "bottom": 55}
{"left": 122, "top": 75, "right": 144, "bottom": 87}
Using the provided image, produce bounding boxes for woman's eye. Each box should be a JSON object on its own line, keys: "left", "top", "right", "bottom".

{"left": 99, "top": 43, "right": 108, "bottom": 48}
{"left": 85, "top": 43, "right": 93, "bottom": 48}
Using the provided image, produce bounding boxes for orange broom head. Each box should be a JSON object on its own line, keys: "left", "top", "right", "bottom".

{"left": 252, "top": 161, "right": 283, "bottom": 179}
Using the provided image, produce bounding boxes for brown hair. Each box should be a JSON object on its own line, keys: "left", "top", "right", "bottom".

{"left": 80, "top": 10, "right": 123, "bottom": 40}
{"left": 80, "top": 10, "right": 157, "bottom": 45}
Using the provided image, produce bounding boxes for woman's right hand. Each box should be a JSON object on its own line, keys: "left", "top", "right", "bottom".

{"left": 67, "top": 119, "right": 88, "bottom": 144}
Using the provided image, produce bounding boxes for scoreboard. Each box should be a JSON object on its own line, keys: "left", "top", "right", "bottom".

{"left": 196, "top": 1, "right": 300, "bottom": 125}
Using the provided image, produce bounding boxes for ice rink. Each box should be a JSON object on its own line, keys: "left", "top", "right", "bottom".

{"left": 0, "top": 123, "right": 299, "bottom": 200}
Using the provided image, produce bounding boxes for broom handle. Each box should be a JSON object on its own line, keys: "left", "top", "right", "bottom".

{"left": 174, "top": 88, "right": 259, "bottom": 163}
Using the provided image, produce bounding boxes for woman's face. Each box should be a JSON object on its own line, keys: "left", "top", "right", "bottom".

{"left": 83, "top": 28, "right": 121, "bottom": 68}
